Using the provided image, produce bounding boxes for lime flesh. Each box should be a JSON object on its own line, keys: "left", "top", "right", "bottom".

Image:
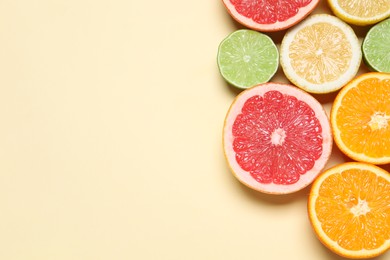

{"left": 362, "top": 18, "right": 390, "bottom": 73}
{"left": 217, "top": 30, "right": 279, "bottom": 89}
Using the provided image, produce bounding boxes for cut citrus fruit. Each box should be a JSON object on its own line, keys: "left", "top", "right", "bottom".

{"left": 217, "top": 29, "right": 279, "bottom": 89}
{"left": 280, "top": 14, "right": 361, "bottom": 94}
{"left": 223, "top": 82, "right": 332, "bottom": 194}
{"left": 222, "top": 0, "right": 320, "bottom": 32}
{"left": 331, "top": 72, "right": 390, "bottom": 165}
{"left": 308, "top": 162, "right": 390, "bottom": 259}
{"left": 327, "top": 0, "right": 390, "bottom": 26}
{"left": 362, "top": 18, "right": 390, "bottom": 73}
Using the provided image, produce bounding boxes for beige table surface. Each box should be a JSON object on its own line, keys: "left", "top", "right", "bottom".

{"left": 0, "top": 0, "right": 388, "bottom": 259}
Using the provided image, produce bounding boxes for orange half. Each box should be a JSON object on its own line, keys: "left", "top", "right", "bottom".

{"left": 308, "top": 162, "right": 390, "bottom": 259}
{"left": 331, "top": 72, "right": 390, "bottom": 164}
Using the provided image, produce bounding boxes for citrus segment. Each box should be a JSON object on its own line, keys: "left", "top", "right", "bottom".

{"left": 308, "top": 162, "right": 390, "bottom": 258}
{"left": 223, "top": 83, "right": 332, "bottom": 194}
{"left": 222, "top": 0, "right": 320, "bottom": 31}
{"left": 331, "top": 72, "right": 390, "bottom": 164}
{"left": 280, "top": 14, "right": 361, "bottom": 93}
{"left": 217, "top": 30, "right": 279, "bottom": 89}
{"left": 328, "top": 0, "right": 390, "bottom": 25}
{"left": 362, "top": 18, "right": 390, "bottom": 73}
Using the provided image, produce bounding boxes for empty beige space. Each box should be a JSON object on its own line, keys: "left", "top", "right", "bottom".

{"left": 0, "top": 1, "right": 386, "bottom": 260}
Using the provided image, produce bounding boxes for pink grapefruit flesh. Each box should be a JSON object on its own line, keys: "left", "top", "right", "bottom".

{"left": 222, "top": 0, "right": 320, "bottom": 32}
{"left": 223, "top": 83, "right": 332, "bottom": 194}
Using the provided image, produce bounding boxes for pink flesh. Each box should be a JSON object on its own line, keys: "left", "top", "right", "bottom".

{"left": 229, "top": 0, "right": 312, "bottom": 24}
{"left": 232, "top": 91, "right": 323, "bottom": 185}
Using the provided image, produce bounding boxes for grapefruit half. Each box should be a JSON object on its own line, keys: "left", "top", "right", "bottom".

{"left": 222, "top": 0, "right": 320, "bottom": 32}
{"left": 223, "top": 83, "right": 332, "bottom": 194}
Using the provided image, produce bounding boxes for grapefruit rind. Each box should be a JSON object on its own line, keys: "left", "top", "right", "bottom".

{"left": 327, "top": 0, "right": 390, "bottom": 26}
{"left": 221, "top": 0, "right": 320, "bottom": 32}
{"left": 308, "top": 162, "right": 390, "bottom": 259}
{"left": 280, "top": 14, "right": 361, "bottom": 94}
{"left": 330, "top": 72, "right": 390, "bottom": 165}
{"left": 223, "top": 83, "right": 332, "bottom": 194}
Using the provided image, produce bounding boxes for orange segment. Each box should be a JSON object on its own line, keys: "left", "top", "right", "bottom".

{"left": 308, "top": 162, "right": 390, "bottom": 258}
{"left": 331, "top": 72, "right": 390, "bottom": 164}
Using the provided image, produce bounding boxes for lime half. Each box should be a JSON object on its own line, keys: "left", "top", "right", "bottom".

{"left": 217, "top": 29, "right": 279, "bottom": 89}
{"left": 362, "top": 18, "right": 390, "bottom": 73}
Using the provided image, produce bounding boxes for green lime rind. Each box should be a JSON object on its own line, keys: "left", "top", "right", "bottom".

{"left": 362, "top": 18, "right": 390, "bottom": 73}
{"left": 217, "top": 29, "right": 279, "bottom": 89}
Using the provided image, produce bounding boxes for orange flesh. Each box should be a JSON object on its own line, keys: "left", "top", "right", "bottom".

{"left": 336, "top": 78, "right": 390, "bottom": 158}
{"left": 315, "top": 169, "right": 390, "bottom": 250}
{"left": 289, "top": 22, "right": 352, "bottom": 84}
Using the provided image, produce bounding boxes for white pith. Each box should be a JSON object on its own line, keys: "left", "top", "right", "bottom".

{"left": 243, "top": 55, "right": 251, "bottom": 63}
{"left": 350, "top": 199, "right": 371, "bottom": 216}
{"left": 369, "top": 112, "right": 390, "bottom": 130}
{"left": 271, "top": 128, "right": 286, "bottom": 146}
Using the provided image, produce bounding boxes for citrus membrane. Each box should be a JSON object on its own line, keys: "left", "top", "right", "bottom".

{"left": 223, "top": 83, "right": 332, "bottom": 194}
{"left": 327, "top": 0, "right": 390, "bottom": 25}
{"left": 217, "top": 29, "right": 279, "bottom": 89}
{"left": 362, "top": 18, "right": 390, "bottom": 73}
{"left": 308, "top": 162, "right": 390, "bottom": 259}
{"left": 280, "top": 14, "right": 361, "bottom": 94}
{"left": 222, "top": 0, "right": 320, "bottom": 31}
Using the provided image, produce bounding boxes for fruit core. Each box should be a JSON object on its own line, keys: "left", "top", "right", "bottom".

{"left": 229, "top": 0, "right": 313, "bottom": 24}
{"left": 271, "top": 128, "right": 286, "bottom": 145}
{"left": 369, "top": 112, "right": 390, "bottom": 130}
{"left": 350, "top": 198, "right": 371, "bottom": 216}
{"left": 232, "top": 90, "right": 323, "bottom": 185}
{"left": 243, "top": 55, "right": 251, "bottom": 63}
{"left": 315, "top": 48, "right": 323, "bottom": 56}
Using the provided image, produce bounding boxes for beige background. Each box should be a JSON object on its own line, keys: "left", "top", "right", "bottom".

{"left": 0, "top": 0, "right": 388, "bottom": 259}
